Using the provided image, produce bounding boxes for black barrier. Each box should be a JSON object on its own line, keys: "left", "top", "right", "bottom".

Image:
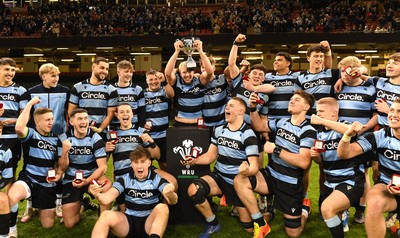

{"left": 167, "top": 126, "right": 211, "bottom": 224}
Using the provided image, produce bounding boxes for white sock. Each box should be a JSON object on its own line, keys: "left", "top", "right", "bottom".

{"left": 9, "top": 225, "right": 16, "bottom": 233}
{"left": 26, "top": 200, "right": 32, "bottom": 209}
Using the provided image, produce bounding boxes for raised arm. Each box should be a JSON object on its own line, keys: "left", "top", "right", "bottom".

{"left": 196, "top": 40, "right": 213, "bottom": 85}
{"left": 320, "top": 40, "right": 332, "bottom": 69}
{"left": 249, "top": 92, "right": 270, "bottom": 132}
{"left": 228, "top": 34, "right": 246, "bottom": 79}
{"left": 157, "top": 72, "right": 175, "bottom": 98}
{"left": 165, "top": 40, "right": 183, "bottom": 86}
{"left": 310, "top": 114, "right": 351, "bottom": 134}
{"left": 15, "top": 97, "right": 41, "bottom": 137}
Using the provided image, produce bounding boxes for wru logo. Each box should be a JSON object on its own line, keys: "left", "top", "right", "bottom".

{"left": 173, "top": 139, "right": 202, "bottom": 168}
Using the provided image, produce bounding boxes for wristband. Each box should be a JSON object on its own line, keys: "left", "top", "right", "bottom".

{"left": 233, "top": 40, "right": 239, "bottom": 46}
{"left": 149, "top": 142, "right": 157, "bottom": 148}
{"left": 273, "top": 145, "right": 283, "bottom": 156}
{"left": 341, "top": 134, "right": 352, "bottom": 142}
{"left": 324, "top": 50, "right": 332, "bottom": 56}
{"left": 249, "top": 107, "right": 257, "bottom": 112}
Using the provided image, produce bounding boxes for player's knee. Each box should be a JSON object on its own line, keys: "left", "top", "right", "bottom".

{"left": 188, "top": 179, "right": 210, "bottom": 205}
{"left": 154, "top": 203, "right": 169, "bottom": 216}
{"left": 233, "top": 174, "right": 247, "bottom": 189}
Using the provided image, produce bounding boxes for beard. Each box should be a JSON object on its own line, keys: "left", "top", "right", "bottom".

{"left": 94, "top": 72, "right": 106, "bottom": 81}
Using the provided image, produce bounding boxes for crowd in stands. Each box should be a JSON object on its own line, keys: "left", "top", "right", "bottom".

{"left": 0, "top": 0, "right": 399, "bottom": 37}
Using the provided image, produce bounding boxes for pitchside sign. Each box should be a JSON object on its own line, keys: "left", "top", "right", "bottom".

{"left": 167, "top": 126, "right": 211, "bottom": 224}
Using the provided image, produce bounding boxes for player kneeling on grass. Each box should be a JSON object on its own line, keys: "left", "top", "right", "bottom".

{"left": 337, "top": 98, "right": 400, "bottom": 238}
{"left": 186, "top": 97, "right": 259, "bottom": 238}
{"left": 58, "top": 108, "right": 112, "bottom": 229}
{"left": 7, "top": 97, "right": 61, "bottom": 238}
{"left": 89, "top": 146, "right": 177, "bottom": 238}
{"left": 0, "top": 121, "right": 13, "bottom": 238}
{"left": 310, "top": 98, "right": 366, "bottom": 238}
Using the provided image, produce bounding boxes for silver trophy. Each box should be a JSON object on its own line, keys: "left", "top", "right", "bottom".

{"left": 179, "top": 36, "right": 198, "bottom": 69}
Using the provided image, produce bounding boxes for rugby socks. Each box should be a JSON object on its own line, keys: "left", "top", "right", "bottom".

{"left": 205, "top": 214, "right": 218, "bottom": 226}
{"left": 56, "top": 193, "right": 62, "bottom": 207}
{"left": 9, "top": 204, "right": 18, "bottom": 227}
{"left": 251, "top": 212, "right": 266, "bottom": 226}
{"left": 26, "top": 199, "right": 32, "bottom": 209}
{"left": 355, "top": 204, "right": 366, "bottom": 213}
{"left": 325, "top": 215, "right": 344, "bottom": 238}
{"left": 0, "top": 213, "right": 10, "bottom": 236}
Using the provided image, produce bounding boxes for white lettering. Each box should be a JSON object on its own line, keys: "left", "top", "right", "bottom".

{"left": 69, "top": 146, "right": 92, "bottom": 155}
{"left": 119, "top": 136, "right": 140, "bottom": 143}
{"left": 377, "top": 91, "right": 398, "bottom": 102}
{"left": 303, "top": 78, "right": 327, "bottom": 89}
{"left": 243, "top": 90, "right": 251, "bottom": 98}
{"left": 324, "top": 140, "right": 338, "bottom": 150}
{"left": 37, "top": 141, "right": 57, "bottom": 152}
{"left": 217, "top": 137, "right": 240, "bottom": 149}
{"left": 337, "top": 93, "right": 364, "bottom": 101}
{"left": 145, "top": 97, "right": 162, "bottom": 105}
{"left": 81, "top": 92, "right": 106, "bottom": 99}
{"left": 128, "top": 189, "right": 154, "bottom": 198}
{"left": 181, "top": 170, "right": 195, "bottom": 175}
{"left": 205, "top": 87, "right": 222, "bottom": 95}
{"left": 119, "top": 95, "right": 137, "bottom": 102}
{"left": 270, "top": 80, "right": 294, "bottom": 87}
{"left": 384, "top": 149, "right": 400, "bottom": 161}
{"left": 185, "top": 87, "right": 201, "bottom": 94}
{"left": 276, "top": 128, "right": 297, "bottom": 143}
{"left": 0, "top": 94, "right": 15, "bottom": 101}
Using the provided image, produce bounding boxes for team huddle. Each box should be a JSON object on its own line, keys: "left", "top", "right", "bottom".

{"left": 0, "top": 33, "right": 400, "bottom": 238}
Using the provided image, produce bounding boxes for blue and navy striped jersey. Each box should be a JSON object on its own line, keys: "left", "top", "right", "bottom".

{"left": 22, "top": 83, "right": 70, "bottom": 135}
{"left": 335, "top": 81, "right": 376, "bottom": 127}
{"left": 203, "top": 74, "right": 229, "bottom": 127}
{"left": 357, "top": 127, "right": 400, "bottom": 185}
{"left": 0, "top": 83, "right": 26, "bottom": 138}
{"left": 173, "top": 74, "right": 206, "bottom": 120}
{"left": 316, "top": 121, "right": 365, "bottom": 188}
{"left": 264, "top": 71, "right": 299, "bottom": 120}
{"left": 267, "top": 118, "right": 316, "bottom": 184}
{"left": 144, "top": 87, "right": 170, "bottom": 139}
{"left": 58, "top": 129, "right": 106, "bottom": 184}
{"left": 69, "top": 79, "right": 118, "bottom": 125}
{"left": 20, "top": 128, "right": 58, "bottom": 187}
{"left": 212, "top": 122, "right": 259, "bottom": 185}
{"left": 230, "top": 74, "right": 269, "bottom": 124}
{"left": 369, "top": 77, "right": 400, "bottom": 127}
{"left": 294, "top": 69, "right": 340, "bottom": 113}
{"left": 109, "top": 126, "right": 147, "bottom": 177}
{"left": 0, "top": 143, "right": 12, "bottom": 188}
{"left": 113, "top": 82, "right": 145, "bottom": 128}
{"left": 113, "top": 169, "right": 168, "bottom": 217}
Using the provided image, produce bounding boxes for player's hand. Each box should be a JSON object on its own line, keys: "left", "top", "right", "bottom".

{"left": 310, "top": 114, "right": 323, "bottom": 125}
{"left": 238, "top": 161, "right": 250, "bottom": 175}
{"left": 235, "top": 34, "right": 246, "bottom": 43}
{"left": 185, "top": 155, "right": 196, "bottom": 165}
{"left": 105, "top": 141, "right": 115, "bottom": 152}
{"left": 72, "top": 178, "right": 87, "bottom": 188}
{"left": 263, "top": 141, "right": 276, "bottom": 154}
{"left": 374, "top": 99, "right": 390, "bottom": 114}
{"left": 90, "top": 126, "right": 103, "bottom": 133}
